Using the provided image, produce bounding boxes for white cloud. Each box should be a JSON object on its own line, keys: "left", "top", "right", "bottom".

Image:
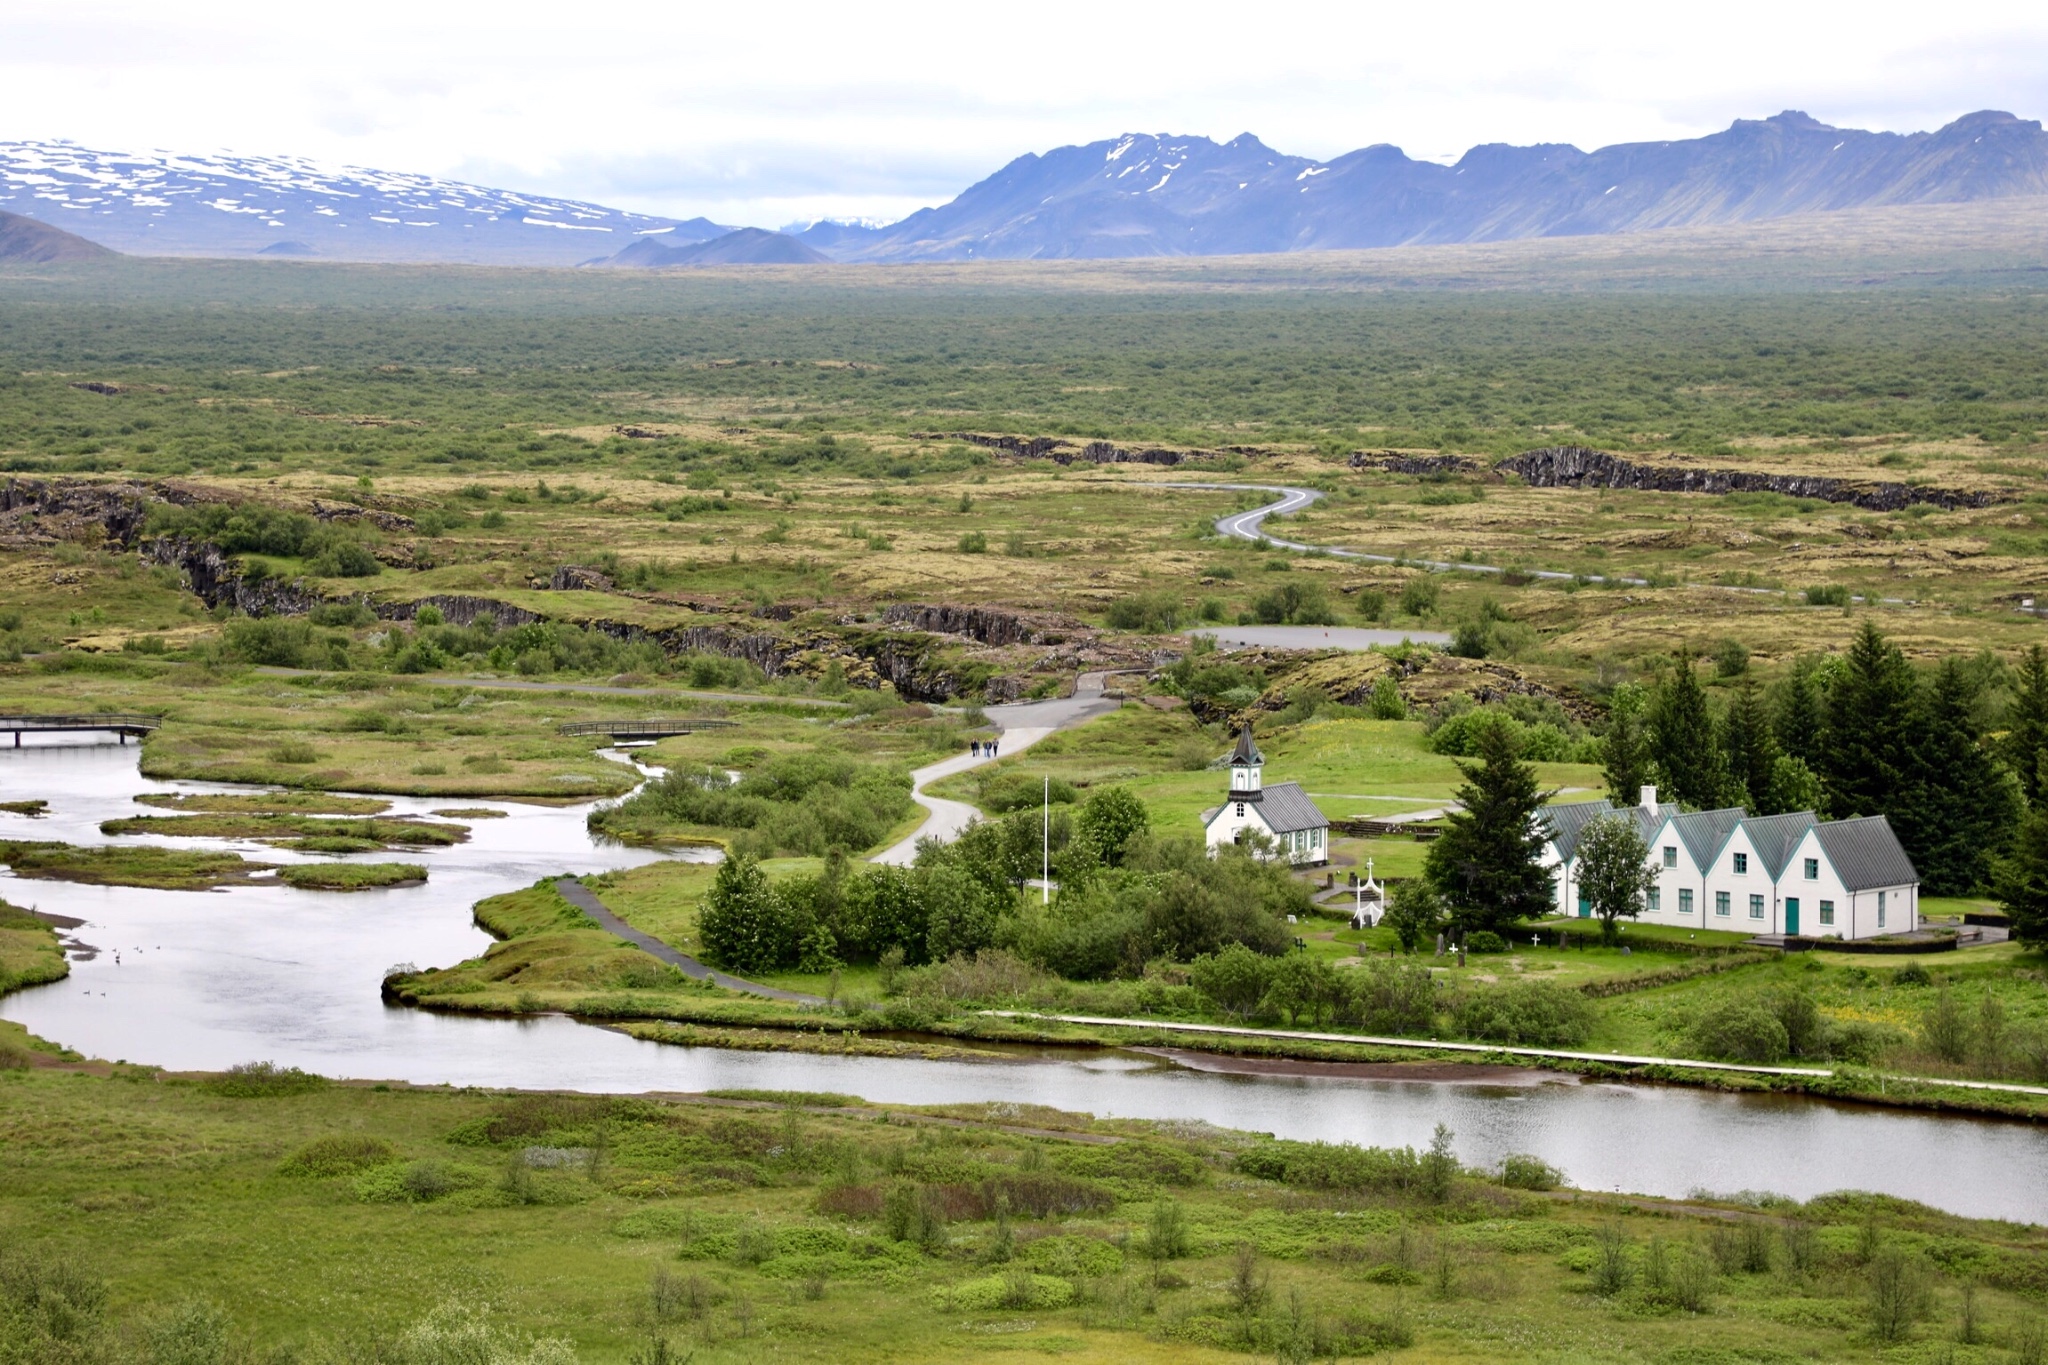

{"left": 2, "top": 0, "right": 2044, "bottom": 226}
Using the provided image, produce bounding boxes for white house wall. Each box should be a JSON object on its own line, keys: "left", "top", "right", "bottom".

{"left": 1701, "top": 824, "right": 1773, "bottom": 934}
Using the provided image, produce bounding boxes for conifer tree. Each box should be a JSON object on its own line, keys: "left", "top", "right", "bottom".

{"left": 1424, "top": 718, "right": 1556, "bottom": 937}
{"left": 1819, "top": 622, "right": 1916, "bottom": 820}
{"left": 1900, "top": 658, "right": 2020, "bottom": 894}
{"left": 1774, "top": 662, "right": 1824, "bottom": 767}
{"left": 1600, "top": 682, "right": 1652, "bottom": 806}
{"left": 2004, "top": 645, "right": 2048, "bottom": 807}
{"left": 1994, "top": 807, "right": 2048, "bottom": 949}
{"left": 1649, "top": 654, "right": 1730, "bottom": 810}
{"left": 1721, "top": 679, "right": 1780, "bottom": 812}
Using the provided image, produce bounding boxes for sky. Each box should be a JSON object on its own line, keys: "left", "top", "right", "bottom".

{"left": 3, "top": 0, "right": 2045, "bottom": 229}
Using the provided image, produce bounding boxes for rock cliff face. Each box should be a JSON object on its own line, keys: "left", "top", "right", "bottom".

{"left": 1497, "top": 446, "right": 2006, "bottom": 512}
{"left": 0, "top": 477, "right": 156, "bottom": 546}
{"left": 1348, "top": 453, "right": 1481, "bottom": 476}
{"left": 881, "top": 603, "right": 1079, "bottom": 647}
{"left": 926, "top": 432, "right": 1232, "bottom": 466}
{"left": 142, "top": 537, "right": 330, "bottom": 617}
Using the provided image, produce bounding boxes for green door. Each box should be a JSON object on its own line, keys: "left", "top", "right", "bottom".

{"left": 1784, "top": 898, "right": 1800, "bottom": 935}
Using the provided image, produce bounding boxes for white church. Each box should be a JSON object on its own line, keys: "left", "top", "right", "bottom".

{"left": 1539, "top": 786, "right": 1920, "bottom": 941}
{"left": 1202, "top": 726, "right": 1332, "bottom": 866}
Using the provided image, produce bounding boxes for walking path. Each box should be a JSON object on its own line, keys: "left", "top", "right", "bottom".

{"left": 552, "top": 877, "right": 825, "bottom": 1005}
{"left": 870, "top": 670, "right": 1127, "bottom": 865}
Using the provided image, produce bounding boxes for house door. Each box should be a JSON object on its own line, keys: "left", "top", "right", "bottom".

{"left": 1784, "top": 898, "right": 1800, "bottom": 936}
{"left": 1577, "top": 897, "right": 1590, "bottom": 918}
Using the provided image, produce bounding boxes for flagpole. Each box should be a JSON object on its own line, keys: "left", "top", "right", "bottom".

{"left": 1042, "top": 774, "right": 1050, "bottom": 905}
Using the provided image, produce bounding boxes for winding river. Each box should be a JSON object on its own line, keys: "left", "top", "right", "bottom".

{"left": 5, "top": 738, "right": 2047, "bottom": 1223}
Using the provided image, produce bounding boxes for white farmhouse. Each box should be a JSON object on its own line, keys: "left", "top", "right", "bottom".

{"left": 1540, "top": 786, "right": 1918, "bottom": 941}
{"left": 1202, "top": 726, "right": 1331, "bottom": 866}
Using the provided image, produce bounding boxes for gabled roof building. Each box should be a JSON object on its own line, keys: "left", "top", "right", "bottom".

{"left": 1201, "top": 725, "right": 1331, "bottom": 866}
{"left": 1540, "top": 786, "right": 1917, "bottom": 940}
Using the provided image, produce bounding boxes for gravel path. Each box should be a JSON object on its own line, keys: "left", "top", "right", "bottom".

{"left": 552, "top": 877, "right": 825, "bottom": 1005}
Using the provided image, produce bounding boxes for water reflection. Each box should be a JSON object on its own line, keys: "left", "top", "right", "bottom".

{"left": 5, "top": 739, "right": 2047, "bottom": 1224}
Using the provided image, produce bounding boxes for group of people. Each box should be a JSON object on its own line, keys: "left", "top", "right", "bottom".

{"left": 969, "top": 738, "right": 1001, "bottom": 759}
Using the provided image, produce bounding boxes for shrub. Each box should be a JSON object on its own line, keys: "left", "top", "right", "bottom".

{"left": 1450, "top": 982, "right": 1594, "bottom": 1047}
{"left": 1355, "top": 588, "right": 1387, "bottom": 621}
{"left": 1398, "top": 577, "right": 1440, "bottom": 617}
{"left": 202, "top": 1061, "right": 326, "bottom": 1097}
{"left": 1250, "top": 580, "right": 1335, "bottom": 626}
{"left": 1690, "top": 1000, "right": 1792, "bottom": 1063}
{"left": 1464, "top": 930, "right": 1507, "bottom": 954}
{"left": 1336, "top": 959, "right": 1437, "bottom": 1034}
{"left": 1498, "top": 1154, "right": 1563, "bottom": 1190}
{"left": 1713, "top": 638, "right": 1750, "bottom": 677}
{"left": 1103, "top": 591, "right": 1184, "bottom": 633}
{"left": 1868, "top": 1248, "right": 1932, "bottom": 1343}
{"left": 1805, "top": 584, "right": 1852, "bottom": 607}
{"left": 279, "top": 1135, "right": 397, "bottom": 1176}
{"left": 956, "top": 531, "right": 988, "bottom": 554}
{"left": 310, "top": 540, "right": 382, "bottom": 577}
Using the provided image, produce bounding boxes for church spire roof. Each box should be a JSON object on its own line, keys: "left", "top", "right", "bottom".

{"left": 1231, "top": 724, "right": 1264, "bottom": 766}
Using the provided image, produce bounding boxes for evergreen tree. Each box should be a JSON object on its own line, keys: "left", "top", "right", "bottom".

{"left": 2005, "top": 645, "right": 2048, "bottom": 807}
{"left": 1576, "top": 815, "right": 1657, "bottom": 946}
{"left": 1424, "top": 718, "right": 1556, "bottom": 937}
{"left": 1600, "top": 682, "right": 1652, "bottom": 806}
{"left": 1993, "top": 807, "right": 2048, "bottom": 949}
{"left": 1819, "top": 622, "right": 1916, "bottom": 820}
{"left": 1721, "top": 679, "right": 1780, "bottom": 812}
{"left": 1900, "top": 658, "right": 2021, "bottom": 894}
{"left": 1774, "top": 662, "right": 1825, "bottom": 767}
{"left": 1649, "top": 655, "right": 1730, "bottom": 810}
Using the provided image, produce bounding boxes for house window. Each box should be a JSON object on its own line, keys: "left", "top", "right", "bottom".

{"left": 1804, "top": 857, "right": 1819, "bottom": 880}
{"left": 1715, "top": 892, "right": 1730, "bottom": 917}
{"left": 1663, "top": 846, "right": 1677, "bottom": 869}
{"left": 1235, "top": 803, "right": 1245, "bottom": 818}
{"left": 1679, "top": 889, "right": 1694, "bottom": 914}
{"left": 1819, "top": 900, "right": 1835, "bottom": 926}
{"left": 1733, "top": 853, "right": 1748, "bottom": 874}
{"left": 1647, "top": 887, "right": 1661, "bottom": 912}
{"left": 1878, "top": 890, "right": 1887, "bottom": 929}
{"left": 1749, "top": 894, "right": 1764, "bottom": 920}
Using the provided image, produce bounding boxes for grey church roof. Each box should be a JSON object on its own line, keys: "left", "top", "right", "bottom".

{"left": 1742, "top": 810, "right": 1819, "bottom": 880}
{"left": 1813, "top": 815, "right": 1919, "bottom": 891}
{"left": 1254, "top": 781, "right": 1326, "bottom": 834}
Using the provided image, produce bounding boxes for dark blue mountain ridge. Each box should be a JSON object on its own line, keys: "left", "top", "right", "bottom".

{"left": 800, "top": 110, "right": 2048, "bottom": 261}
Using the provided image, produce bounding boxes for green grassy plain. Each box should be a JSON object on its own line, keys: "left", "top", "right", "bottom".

{"left": 8, "top": 1047, "right": 2048, "bottom": 1363}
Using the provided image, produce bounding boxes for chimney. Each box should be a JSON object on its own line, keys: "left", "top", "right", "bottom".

{"left": 1639, "top": 785, "right": 1657, "bottom": 809}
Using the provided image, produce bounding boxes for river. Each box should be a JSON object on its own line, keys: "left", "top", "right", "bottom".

{"left": 4, "top": 738, "right": 2046, "bottom": 1223}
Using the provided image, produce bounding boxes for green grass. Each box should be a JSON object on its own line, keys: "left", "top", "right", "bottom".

{"left": 0, "top": 839, "right": 273, "bottom": 890}
{"left": 275, "top": 862, "right": 428, "bottom": 891}
{"left": 4, "top": 1049, "right": 2048, "bottom": 1363}
{"left": 0, "top": 897, "right": 68, "bottom": 999}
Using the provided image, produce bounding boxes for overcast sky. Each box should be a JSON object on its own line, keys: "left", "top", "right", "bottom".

{"left": 4, "top": 0, "right": 2045, "bottom": 228}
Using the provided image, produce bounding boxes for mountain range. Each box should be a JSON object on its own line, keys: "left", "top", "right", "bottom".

{"left": 5, "top": 110, "right": 2047, "bottom": 268}
{"left": 0, "top": 142, "right": 727, "bottom": 265}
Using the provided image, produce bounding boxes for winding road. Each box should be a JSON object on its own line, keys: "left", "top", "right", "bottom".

{"left": 871, "top": 670, "right": 1128, "bottom": 865}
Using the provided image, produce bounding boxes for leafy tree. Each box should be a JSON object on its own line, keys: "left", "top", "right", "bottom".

{"left": 1259, "top": 951, "right": 1341, "bottom": 1026}
{"left": 919, "top": 863, "right": 1004, "bottom": 962}
{"left": 1649, "top": 655, "right": 1730, "bottom": 810}
{"left": 1190, "top": 943, "right": 1276, "bottom": 1020}
{"left": 1076, "top": 786, "right": 1149, "bottom": 868}
{"left": 1721, "top": 680, "right": 1780, "bottom": 811}
{"left": 1765, "top": 754, "right": 1825, "bottom": 815}
{"left": 1993, "top": 807, "right": 2048, "bottom": 949}
{"left": 1424, "top": 718, "right": 1556, "bottom": 937}
{"left": 1367, "top": 671, "right": 1407, "bottom": 720}
{"left": 1820, "top": 622, "right": 1916, "bottom": 820}
{"left": 836, "top": 865, "right": 928, "bottom": 963}
{"left": 1901, "top": 659, "right": 2020, "bottom": 894}
{"left": 697, "top": 854, "right": 802, "bottom": 974}
{"left": 1774, "top": 661, "right": 1825, "bottom": 767}
{"left": 2004, "top": 645, "right": 2048, "bottom": 807}
{"left": 1599, "top": 682, "right": 1652, "bottom": 806}
{"left": 1381, "top": 879, "right": 1444, "bottom": 954}
{"left": 1576, "top": 815, "right": 1656, "bottom": 946}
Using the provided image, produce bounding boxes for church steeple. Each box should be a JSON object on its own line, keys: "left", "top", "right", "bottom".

{"left": 1228, "top": 724, "right": 1264, "bottom": 801}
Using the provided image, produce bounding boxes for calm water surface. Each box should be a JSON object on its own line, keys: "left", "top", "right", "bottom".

{"left": 5, "top": 740, "right": 2046, "bottom": 1223}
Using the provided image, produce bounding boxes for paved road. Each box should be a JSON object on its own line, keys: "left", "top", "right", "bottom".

{"left": 253, "top": 666, "right": 845, "bottom": 707}
{"left": 870, "top": 670, "right": 1128, "bottom": 865}
{"left": 1186, "top": 481, "right": 1657, "bottom": 587}
{"left": 552, "top": 877, "right": 826, "bottom": 1005}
